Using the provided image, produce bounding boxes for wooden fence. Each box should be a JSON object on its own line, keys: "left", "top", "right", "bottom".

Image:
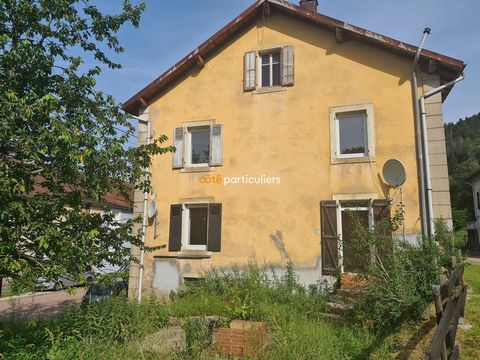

{"left": 424, "top": 254, "right": 468, "bottom": 360}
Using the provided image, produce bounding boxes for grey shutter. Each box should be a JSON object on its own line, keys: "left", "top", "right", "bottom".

{"left": 281, "top": 45, "right": 294, "bottom": 86}
{"left": 207, "top": 203, "right": 222, "bottom": 252}
{"left": 321, "top": 200, "right": 338, "bottom": 275}
{"left": 209, "top": 124, "right": 223, "bottom": 166}
{"left": 172, "top": 127, "right": 184, "bottom": 169}
{"left": 168, "top": 204, "right": 182, "bottom": 252}
{"left": 244, "top": 51, "right": 256, "bottom": 91}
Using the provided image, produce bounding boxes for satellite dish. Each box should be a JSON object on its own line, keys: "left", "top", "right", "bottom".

{"left": 383, "top": 159, "right": 407, "bottom": 188}
{"left": 147, "top": 200, "right": 157, "bottom": 218}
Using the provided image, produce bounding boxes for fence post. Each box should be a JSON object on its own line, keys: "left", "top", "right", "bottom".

{"left": 432, "top": 284, "right": 448, "bottom": 360}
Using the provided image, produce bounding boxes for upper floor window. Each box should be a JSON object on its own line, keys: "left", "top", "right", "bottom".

{"left": 261, "top": 52, "right": 281, "bottom": 88}
{"left": 244, "top": 46, "right": 294, "bottom": 91}
{"left": 337, "top": 112, "right": 367, "bottom": 157}
{"left": 329, "top": 104, "right": 375, "bottom": 164}
{"left": 172, "top": 122, "right": 223, "bottom": 169}
{"left": 188, "top": 126, "right": 210, "bottom": 166}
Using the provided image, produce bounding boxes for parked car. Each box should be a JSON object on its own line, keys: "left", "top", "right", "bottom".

{"left": 35, "top": 268, "right": 97, "bottom": 291}
{"left": 81, "top": 279, "right": 128, "bottom": 307}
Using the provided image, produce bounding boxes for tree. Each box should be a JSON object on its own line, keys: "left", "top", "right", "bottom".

{"left": 445, "top": 112, "right": 480, "bottom": 227}
{"left": 0, "top": 1, "right": 172, "bottom": 286}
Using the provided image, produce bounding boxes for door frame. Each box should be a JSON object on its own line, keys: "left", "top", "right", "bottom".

{"left": 337, "top": 202, "right": 374, "bottom": 274}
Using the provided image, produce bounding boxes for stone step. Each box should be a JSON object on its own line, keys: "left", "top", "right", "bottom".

{"left": 328, "top": 294, "right": 355, "bottom": 305}
{"left": 318, "top": 312, "right": 342, "bottom": 321}
{"left": 325, "top": 301, "right": 354, "bottom": 316}
{"left": 334, "top": 288, "right": 362, "bottom": 300}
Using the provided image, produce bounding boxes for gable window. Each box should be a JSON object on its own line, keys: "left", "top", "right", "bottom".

{"left": 172, "top": 123, "right": 223, "bottom": 169}
{"left": 243, "top": 46, "right": 294, "bottom": 91}
{"left": 261, "top": 52, "right": 281, "bottom": 88}
{"left": 168, "top": 203, "right": 222, "bottom": 253}
{"left": 329, "top": 104, "right": 375, "bottom": 164}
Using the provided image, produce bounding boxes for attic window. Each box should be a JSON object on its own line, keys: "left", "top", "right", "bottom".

{"left": 261, "top": 52, "right": 281, "bottom": 87}
{"left": 243, "top": 46, "right": 294, "bottom": 91}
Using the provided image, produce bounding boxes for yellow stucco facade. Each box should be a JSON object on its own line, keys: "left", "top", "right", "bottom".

{"left": 129, "top": 11, "right": 445, "bottom": 297}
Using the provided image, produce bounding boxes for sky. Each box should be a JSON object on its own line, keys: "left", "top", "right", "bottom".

{"left": 94, "top": 0, "right": 479, "bottom": 124}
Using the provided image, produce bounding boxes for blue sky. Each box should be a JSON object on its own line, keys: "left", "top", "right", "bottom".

{"left": 95, "top": 0, "right": 478, "bottom": 124}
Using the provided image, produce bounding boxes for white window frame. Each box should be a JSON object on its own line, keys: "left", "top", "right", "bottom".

{"left": 330, "top": 104, "right": 375, "bottom": 164}
{"left": 337, "top": 202, "right": 374, "bottom": 274}
{"left": 181, "top": 203, "right": 209, "bottom": 251}
{"left": 258, "top": 49, "right": 281, "bottom": 88}
{"left": 184, "top": 122, "right": 211, "bottom": 168}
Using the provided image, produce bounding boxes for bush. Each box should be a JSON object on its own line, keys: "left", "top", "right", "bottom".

{"left": 350, "top": 213, "right": 460, "bottom": 334}
{"left": 170, "top": 262, "right": 328, "bottom": 324}
{"left": 0, "top": 297, "right": 169, "bottom": 359}
{"left": 452, "top": 208, "right": 469, "bottom": 231}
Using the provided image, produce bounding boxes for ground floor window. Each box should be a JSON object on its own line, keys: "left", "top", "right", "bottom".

{"left": 183, "top": 204, "right": 209, "bottom": 250}
{"left": 168, "top": 203, "right": 222, "bottom": 253}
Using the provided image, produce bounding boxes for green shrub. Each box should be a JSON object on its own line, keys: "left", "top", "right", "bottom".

{"left": 171, "top": 261, "right": 328, "bottom": 323}
{"left": 452, "top": 208, "right": 469, "bottom": 231}
{"left": 0, "top": 297, "right": 169, "bottom": 359}
{"left": 350, "top": 214, "right": 461, "bottom": 334}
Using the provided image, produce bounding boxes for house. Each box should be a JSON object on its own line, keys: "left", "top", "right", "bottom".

{"left": 467, "top": 170, "right": 480, "bottom": 249}
{"left": 122, "top": 0, "right": 465, "bottom": 297}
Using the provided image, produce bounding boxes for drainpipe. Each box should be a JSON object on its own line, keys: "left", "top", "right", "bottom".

{"left": 412, "top": 28, "right": 430, "bottom": 236}
{"left": 420, "top": 75, "right": 464, "bottom": 237}
{"left": 130, "top": 114, "right": 151, "bottom": 304}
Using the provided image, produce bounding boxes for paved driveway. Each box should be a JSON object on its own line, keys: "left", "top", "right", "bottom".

{"left": 0, "top": 288, "right": 86, "bottom": 320}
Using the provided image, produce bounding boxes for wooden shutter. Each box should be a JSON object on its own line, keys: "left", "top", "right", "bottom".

{"left": 172, "top": 127, "right": 184, "bottom": 169}
{"left": 243, "top": 51, "right": 256, "bottom": 91}
{"left": 372, "top": 199, "right": 393, "bottom": 262}
{"left": 372, "top": 199, "right": 391, "bottom": 236}
{"left": 321, "top": 200, "right": 338, "bottom": 275}
{"left": 207, "top": 203, "right": 222, "bottom": 252}
{"left": 168, "top": 204, "right": 182, "bottom": 252}
{"left": 209, "top": 124, "right": 223, "bottom": 166}
{"left": 281, "top": 45, "right": 294, "bottom": 86}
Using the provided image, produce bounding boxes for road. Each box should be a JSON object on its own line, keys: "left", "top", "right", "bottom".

{"left": 0, "top": 288, "right": 86, "bottom": 320}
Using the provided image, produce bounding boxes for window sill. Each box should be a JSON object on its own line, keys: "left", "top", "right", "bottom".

{"left": 331, "top": 156, "right": 375, "bottom": 165}
{"left": 177, "top": 250, "right": 212, "bottom": 259}
{"left": 180, "top": 166, "right": 215, "bottom": 173}
{"left": 253, "top": 86, "right": 286, "bottom": 95}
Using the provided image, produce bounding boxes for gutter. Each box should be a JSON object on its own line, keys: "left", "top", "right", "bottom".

{"left": 412, "top": 28, "right": 430, "bottom": 236}
{"left": 129, "top": 113, "right": 151, "bottom": 304}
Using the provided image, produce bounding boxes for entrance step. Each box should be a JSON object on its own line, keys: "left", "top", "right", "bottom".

{"left": 334, "top": 288, "right": 362, "bottom": 300}
{"left": 325, "top": 301, "right": 353, "bottom": 316}
{"left": 328, "top": 294, "right": 355, "bottom": 305}
{"left": 318, "top": 312, "right": 342, "bottom": 321}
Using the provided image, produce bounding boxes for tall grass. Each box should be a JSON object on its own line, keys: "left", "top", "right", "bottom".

{"left": 169, "top": 261, "right": 328, "bottom": 324}
{"left": 0, "top": 297, "right": 169, "bottom": 360}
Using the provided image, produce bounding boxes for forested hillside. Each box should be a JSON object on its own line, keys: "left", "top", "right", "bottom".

{"left": 445, "top": 112, "right": 480, "bottom": 228}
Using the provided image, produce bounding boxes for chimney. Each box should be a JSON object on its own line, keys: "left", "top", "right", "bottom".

{"left": 299, "top": 0, "right": 318, "bottom": 12}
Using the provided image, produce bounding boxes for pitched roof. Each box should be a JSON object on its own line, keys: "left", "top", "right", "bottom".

{"left": 122, "top": 0, "right": 465, "bottom": 115}
{"left": 31, "top": 176, "right": 133, "bottom": 211}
